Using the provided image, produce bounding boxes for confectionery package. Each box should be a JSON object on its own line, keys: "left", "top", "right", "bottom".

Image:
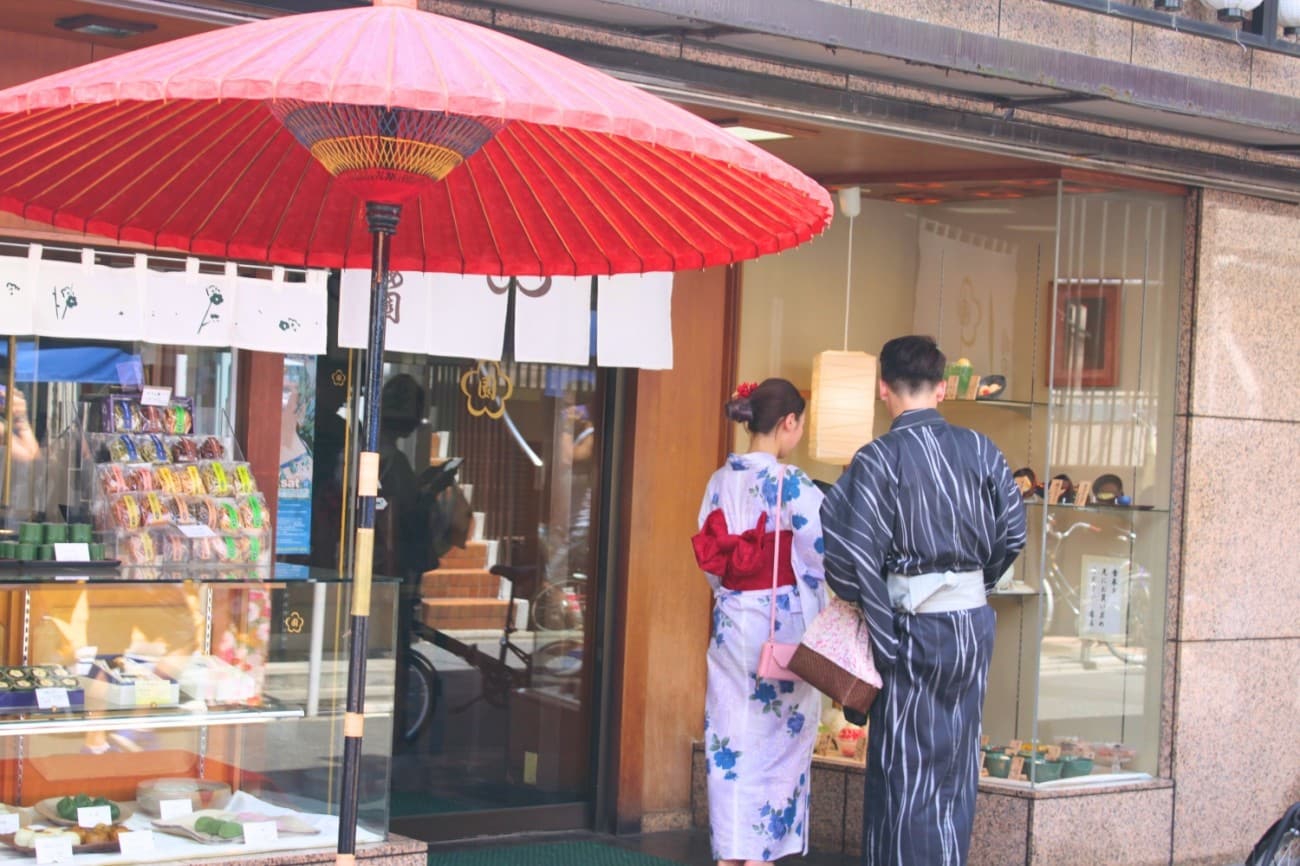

{"left": 155, "top": 654, "right": 258, "bottom": 704}
{"left": 0, "top": 665, "right": 85, "bottom": 710}
{"left": 84, "top": 656, "right": 180, "bottom": 708}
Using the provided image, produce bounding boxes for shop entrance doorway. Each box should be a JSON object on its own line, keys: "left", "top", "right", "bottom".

{"left": 294, "top": 347, "right": 617, "bottom": 841}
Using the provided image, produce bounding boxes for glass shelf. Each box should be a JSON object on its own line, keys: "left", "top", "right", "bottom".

{"left": 940, "top": 399, "right": 1039, "bottom": 411}
{"left": 0, "top": 565, "right": 402, "bottom": 586}
{"left": 876, "top": 398, "right": 1042, "bottom": 411}
{"left": 1024, "top": 501, "right": 1171, "bottom": 515}
{"left": 0, "top": 697, "right": 307, "bottom": 737}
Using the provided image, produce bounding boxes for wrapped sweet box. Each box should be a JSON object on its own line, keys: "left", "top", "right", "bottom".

{"left": 155, "top": 653, "right": 259, "bottom": 705}
{"left": 0, "top": 665, "right": 85, "bottom": 710}
{"left": 84, "top": 656, "right": 180, "bottom": 708}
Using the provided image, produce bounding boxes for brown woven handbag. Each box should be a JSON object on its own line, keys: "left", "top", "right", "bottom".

{"left": 788, "top": 598, "right": 882, "bottom": 715}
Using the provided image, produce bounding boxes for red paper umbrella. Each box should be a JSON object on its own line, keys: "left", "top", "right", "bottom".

{"left": 0, "top": 2, "right": 829, "bottom": 274}
{"left": 0, "top": 4, "right": 830, "bottom": 858}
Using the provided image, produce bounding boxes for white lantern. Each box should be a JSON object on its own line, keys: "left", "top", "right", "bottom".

{"left": 1280, "top": 0, "right": 1300, "bottom": 34}
{"left": 808, "top": 350, "right": 876, "bottom": 464}
{"left": 1196, "top": 0, "right": 1263, "bottom": 23}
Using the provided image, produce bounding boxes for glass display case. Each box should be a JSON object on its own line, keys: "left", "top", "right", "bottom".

{"left": 736, "top": 177, "right": 1184, "bottom": 786}
{"left": 0, "top": 568, "right": 397, "bottom": 863}
{"left": 977, "top": 186, "right": 1183, "bottom": 787}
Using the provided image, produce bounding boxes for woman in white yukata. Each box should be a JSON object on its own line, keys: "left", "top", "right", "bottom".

{"left": 692, "top": 378, "right": 829, "bottom": 866}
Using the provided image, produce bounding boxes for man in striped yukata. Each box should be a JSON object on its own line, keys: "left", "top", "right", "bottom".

{"left": 821, "top": 335, "right": 1027, "bottom": 866}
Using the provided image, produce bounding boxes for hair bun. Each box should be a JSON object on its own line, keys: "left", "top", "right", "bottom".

{"left": 724, "top": 397, "right": 754, "bottom": 423}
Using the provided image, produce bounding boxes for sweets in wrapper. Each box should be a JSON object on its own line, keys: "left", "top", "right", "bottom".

{"left": 155, "top": 465, "right": 181, "bottom": 494}
{"left": 139, "top": 404, "right": 165, "bottom": 433}
{"left": 108, "top": 434, "right": 140, "bottom": 462}
{"left": 110, "top": 397, "right": 141, "bottom": 432}
{"left": 229, "top": 463, "right": 257, "bottom": 495}
{"left": 166, "top": 403, "right": 192, "bottom": 435}
{"left": 137, "top": 433, "right": 169, "bottom": 463}
{"left": 189, "top": 497, "right": 218, "bottom": 530}
{"left": 139, "top": 493, "right": 171, "bottom": 527}
{"left": 120, "top": 532, "right": 157, "bottom": 565}
{"left": 125, "top": 465, "right": 157, "bottom": 492}
{"left": 98, "top": 464, "right": 128, "bottom": 495}
{"left": 200, "top": 462, "right": 232, "bottom": 496}
{"left": 238, "top": 495, "right": 268, "bottom": 531}
{"left": 161, "top": 533, "right": 189, "bottom": 563}
{"left": 110, "top": 495, "right": 142, "bottom": 530}
{"left": 170, "top": 436, "right": 200, "bottom": 463}
{"left": 178, "top": 464, "right": 204, "bottom": 495}
{"left": 215, "top": 501, "right": 241, "bottom": 533}
{"left": 237, "top": 534, "right": 266, "bottom": 565}
{"left": 166, "top": 495, "right": 192, "bottom": 525}
{"left": 198, "top": 437, "right": 225, "bottom": 459}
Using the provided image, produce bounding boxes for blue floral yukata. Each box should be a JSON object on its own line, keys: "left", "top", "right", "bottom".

{"left": 697, "top": 451, "right": 828, "bottom": 862}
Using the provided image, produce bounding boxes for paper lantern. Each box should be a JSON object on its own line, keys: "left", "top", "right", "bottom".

{"left": 808, "top": 350, "right": 877, "bottom": 464}
{"left": 1196, "top": 0, "right": 1262, "bottom": 22}
{"left": 1280, "top": 0, "right": 1300, "bottom": 34}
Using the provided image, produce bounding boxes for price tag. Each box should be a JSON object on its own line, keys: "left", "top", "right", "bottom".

{"left": 75, "top": 647, "right": 97, "bottom": 677}
{"left": 140, "top": 386, "right": 173, "bottom": 407}
{"left": 77, "top": 805, "right": 112, "bottom": 828}
{"left": 34, "top": 836, "right": 74, "bottom": 864}
{"left": 0, "top": 812, "right": 19, "bottom": 834}
{"left": 158, "top": 799, "right": 193, "bottom": 820}
{"left": 178, "top": 524, "right": 217, "bottom": 539}
{"left": 117, "top": 830, "right": 156, "bottom": 858}
{"left": 53, "top": 543, "right": 90, "bottom": 562}
{"left": 242, "top": 821, "right": 278, "bottom": 845}
{"left": 133, "top": 679, "right": 173, "bottom": 706}
{"left": 35, "top": 688, "right": 71, "bottom": 710}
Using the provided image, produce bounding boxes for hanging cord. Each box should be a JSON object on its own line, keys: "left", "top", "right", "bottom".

{"left": 843, "top": 212, "right": 855, "bottom": 351}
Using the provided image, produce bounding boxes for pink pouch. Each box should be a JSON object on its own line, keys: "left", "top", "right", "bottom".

{"left": 759, "top": 638, "right": 801, "bottom": 681}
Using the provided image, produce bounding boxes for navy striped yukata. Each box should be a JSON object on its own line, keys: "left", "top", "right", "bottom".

{"left": 821, "top": 408, "right": 1027, "bottom": 866}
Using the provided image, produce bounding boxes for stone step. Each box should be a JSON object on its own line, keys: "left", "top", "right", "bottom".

{"left": 421, "top": 598, "right": 510, "bottom": 631}
{"left": 420, "top": 568, "right": 499, "bottom": 599}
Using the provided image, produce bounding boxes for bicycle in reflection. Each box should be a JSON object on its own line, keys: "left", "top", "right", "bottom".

{"left": 397, "top": 563, "right": 586, "bottom": 743}
{"left": 1042, "top": 512, "right": 1151, "bottom": 667}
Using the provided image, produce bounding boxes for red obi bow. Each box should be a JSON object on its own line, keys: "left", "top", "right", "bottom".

{"left": 692, "top": 509, "right": 771, "bottom": 579}
{"left": 692, "top": 510, "right": 796, "bottom": 591}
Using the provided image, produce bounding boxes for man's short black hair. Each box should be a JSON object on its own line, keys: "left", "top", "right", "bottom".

{"left": 880, "top": 335, "right": 947, "bottom": 395}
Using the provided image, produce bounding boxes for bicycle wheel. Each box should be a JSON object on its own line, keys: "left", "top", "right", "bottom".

{"left": 1040, "top": 577, "right": 1055, "bottom": 636}
{"left": 531, "top": 581, "right": 584, "bottom": 632}
{"left": 401, "top": 649, "right": 438, "bottom": 743}
{"left": 531, "top": 638, "right": 584, "bottom": 678}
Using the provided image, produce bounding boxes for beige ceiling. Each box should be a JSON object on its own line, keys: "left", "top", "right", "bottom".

{"left": 684, "top": 104, "right": 1044, "bottom": 183}
{"left": 0, "top": 0, "right": 1048, "bottom": 185}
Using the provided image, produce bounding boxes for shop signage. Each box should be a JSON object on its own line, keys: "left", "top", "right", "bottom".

{"left": 0, "top": 245, "right": 329, "bottom": 355}
{"left": 338, "top": 270, "right": 674, "bottom": 369}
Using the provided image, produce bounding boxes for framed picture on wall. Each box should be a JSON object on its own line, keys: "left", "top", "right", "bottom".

{"left": 1051, "top": 281, "right": 1120, "bottom": 388}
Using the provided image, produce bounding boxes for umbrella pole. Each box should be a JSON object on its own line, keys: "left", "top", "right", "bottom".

{"left": 337, "top": 200, "right": 401, "bottom": 864}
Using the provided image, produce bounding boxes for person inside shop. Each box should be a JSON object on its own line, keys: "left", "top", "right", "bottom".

{"left": 376, "top": 372, "right": 428, "bottom": 585}
{"left": 820, "top": 335, "right": 1026, "bottom": 866}
{"left": 691, "top": 378, "right": 829, "bottom": 866}
{"left": 541, "top": 401, "right": 598, "bottom": 628}
{"left": 0, "top": 383, "right": 40, "bottom": 463}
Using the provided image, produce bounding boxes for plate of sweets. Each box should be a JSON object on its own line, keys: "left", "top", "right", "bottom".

{"left": 152, "top": 808, "right": 318, "bottom": 844}
{"left": 0, "top": 824, "right": 128, "bottom": 855}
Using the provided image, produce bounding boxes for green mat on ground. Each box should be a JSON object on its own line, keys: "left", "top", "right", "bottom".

{"left": 428, "top": 841, "right": 681, "bottom": 866}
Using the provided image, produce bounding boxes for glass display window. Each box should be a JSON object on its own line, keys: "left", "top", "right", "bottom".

{"left": 734, "top": 177, "right": 1185, "bottom": 786}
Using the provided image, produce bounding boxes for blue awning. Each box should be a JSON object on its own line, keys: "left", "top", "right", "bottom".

{"left": 0, "top": 340, "right": 141, "bottom": 385}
